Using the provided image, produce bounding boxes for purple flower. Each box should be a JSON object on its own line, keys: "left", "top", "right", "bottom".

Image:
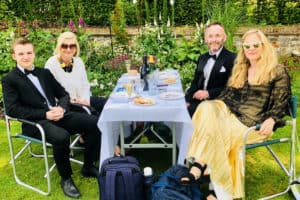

{"left": 78, "top": 17, "right": 85, "bottom": 27}
{"left": 22, "top": 28, "right": 29, "bottom": 36}
{"left": 69, "top": 20, "right": 75, "bottom": 28}
{"left": 19, "top": 20, "right": 25, "bottom": 28}
{"left": 32, "top": 19, "right": 40, "bottom": 29}
{"left": 72, "top": 28, "right": 78, "bottom": 33}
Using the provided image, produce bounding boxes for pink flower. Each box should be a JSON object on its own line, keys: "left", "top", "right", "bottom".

{"left": 32, "top": 20, "right": 40, "bottom": 29}
{"left": 72, "top": 28, "right": 78, "bottom": 33}
{"left": 78, "top": 17, "right": 85, "bottom": 27}
{"left": 23, "top": 28, "right": 29, "bottom": 36}
{"left": 69, "top": 20, "right": 75, "bottom": 28}
{"left": 19, "top": 20, "right": 25, "bottom": 28}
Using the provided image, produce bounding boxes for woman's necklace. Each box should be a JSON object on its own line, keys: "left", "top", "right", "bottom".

{"left": 58, "top": 57, "right": 74, "bottom": 73}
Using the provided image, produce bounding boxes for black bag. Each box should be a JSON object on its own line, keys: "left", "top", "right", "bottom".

{"left": 98, "top": 156, "right": 145, "bottom": 200}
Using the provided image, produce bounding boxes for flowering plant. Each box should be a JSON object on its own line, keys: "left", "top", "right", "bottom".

{"left": 68, "top": 17, "right": 86, "bottom": 34}
{"left": 103, "top": 54, "right": 130, "bottom": 70}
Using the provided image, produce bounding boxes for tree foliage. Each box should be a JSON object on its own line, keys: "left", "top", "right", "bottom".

{"left": 1, "top": 0, "right": 299, "bottom": 26}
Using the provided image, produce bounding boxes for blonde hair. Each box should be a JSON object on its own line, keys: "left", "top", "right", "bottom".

{"left": 228, "top": 29, "right": 278, "bottom": 88}
{"left": 12, "top": 37, "right": 34, "bottom": 53}
{"left": 54, "top": 31, "right": 80, "bottom": 57}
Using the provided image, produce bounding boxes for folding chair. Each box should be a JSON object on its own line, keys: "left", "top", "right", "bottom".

{"left": 242, "top": 95, "right": 299, "bottom": 199}
{"left": 5, "top": 115, "right": 52, "bottom": 195}
{"left": 5, "top": 114, "right": 85, "bottom": 195}
{"left": 4, "top": 103, "right": 94, "bottom": 195}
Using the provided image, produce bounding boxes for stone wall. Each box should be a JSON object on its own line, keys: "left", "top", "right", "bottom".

{"left": 87, "top": 25, "right": 300, "bottom": 57}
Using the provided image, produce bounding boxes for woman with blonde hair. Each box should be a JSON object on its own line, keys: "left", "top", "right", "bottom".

{"left": 181, "top": 29, "right": 291, "bottom": 200}
{"left": 45, "top": 31, "right": 107, "bottom": 115}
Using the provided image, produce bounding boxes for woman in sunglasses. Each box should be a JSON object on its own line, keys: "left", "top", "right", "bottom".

{"left": 181, "top": 29, "right": 291, "bottom": 200}
{"left": 45, "top": 31, "right": 107, "bottom": 116}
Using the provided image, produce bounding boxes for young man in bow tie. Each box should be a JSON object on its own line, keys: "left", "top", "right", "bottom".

{"left": 2, "top": 37, "right": 101, "bottom": 199}
{"left": 185, "top": 22, "right": 236, "bottom": 117}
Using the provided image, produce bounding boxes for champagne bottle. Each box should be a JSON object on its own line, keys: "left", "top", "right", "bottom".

{"left": 140, "top": 54, "right": 149, "bottom": 91}
{"left": 140, "top": 54, "right": 148, "bottom": 80}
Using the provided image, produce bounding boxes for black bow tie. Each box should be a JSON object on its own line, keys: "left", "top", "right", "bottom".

{"left": 209, "top": 54, "right": 217, "bottom": 60}
{"left": 24, "top": 68, "right": 36, "bottom": 76}
{"left": 63, "top": 65, "right": 73, "bottom": 73}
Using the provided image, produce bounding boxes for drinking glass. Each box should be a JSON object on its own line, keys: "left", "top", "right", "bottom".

{"left": 125, "top": 59, "right": 131, "bottom": 73}
{"left": 124, "top": 82, "right": 133, "bottom": 97}
{"left": 134, "top": 79, "right": 144, "bottom": 95}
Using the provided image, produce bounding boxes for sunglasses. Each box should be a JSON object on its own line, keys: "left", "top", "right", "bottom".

{"left": 61, "top": 43, "right": 77, "bottom": 49}
{"left": 242, "top": 42, "right": 263, "bottom": 50}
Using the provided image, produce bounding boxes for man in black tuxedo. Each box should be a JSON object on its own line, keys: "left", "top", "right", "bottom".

{"left": 185, "top": 22, "right": 236, "bottom": 117}
{"left": 2, "top": 38, "right": 100, "bottom": 199}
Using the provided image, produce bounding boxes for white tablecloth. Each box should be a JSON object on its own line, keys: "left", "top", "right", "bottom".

{"left": 97, "top": 72, "right": 194, "bottom": 167}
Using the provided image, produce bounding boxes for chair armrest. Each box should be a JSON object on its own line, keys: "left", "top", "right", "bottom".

{"left": 5, "top": 115, "right": 47, "bottom": 144}
{"left": 6, "top": 115, "right": 37, "bottom": 126}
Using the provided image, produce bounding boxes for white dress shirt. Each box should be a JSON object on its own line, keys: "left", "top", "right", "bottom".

{"left": 17, "top": 65, "right": 52, "bottom": 108}
{"left": 203, "top": 47, "right": 223, "bottom": 90}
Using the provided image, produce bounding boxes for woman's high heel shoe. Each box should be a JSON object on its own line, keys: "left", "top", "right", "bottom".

{"left": 181, "top": 162, "right": 210, "bottom": 185}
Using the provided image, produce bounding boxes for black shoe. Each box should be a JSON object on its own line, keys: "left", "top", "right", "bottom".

{"left": 60, "top": 178, "right": 81, "bottom": 199}
{"left": 181, "top": 162, "right": 209, "bottom": 185}
{"left": 81, "top": 165, "right": 99, "bottom": 178}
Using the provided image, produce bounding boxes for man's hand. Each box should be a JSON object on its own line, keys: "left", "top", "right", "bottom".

{"left": 259, "top": 117, "right": 275, "bottom": 136}
{"left": 193, "top": 90, "right": 209, "bottom": 100}
{"left": 46, "top": 106, "right": 64, "bottom": 121}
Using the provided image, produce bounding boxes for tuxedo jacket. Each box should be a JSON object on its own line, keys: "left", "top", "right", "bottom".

{"left": 2, "top": 66, "right": 70, "bottom": 121}
{"left": 185, "top": 47, "right": 236, "bottom": 104}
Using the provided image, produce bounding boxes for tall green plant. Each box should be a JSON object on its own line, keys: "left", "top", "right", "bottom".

{"left": 144, "top": 0, "right": 150, "bottom": 24}
{"left": 59, "top": 0, "right": 76, "bottom": 24}
{"left": 135, "top": 0, "right": 142, "bottom": 27}
{"left": 206, "top": 0, "right": 245, "bottom": 51}
{"left": 0, "top": 0, "right": 14, "bottom": 22}
{"left": 0, "top": 28, "right": 16, "bottom": 77}
{"left": 153, "top": 0, "right": 158, "bottom": 25}
{"left": 111, "top": 0, "right": 129, "bottom": 48}
{"left": 162, "top": 0, "right": 168, "bottom": 25}
{"left": 170, "top": 0, "right": 175, "bottom": 26}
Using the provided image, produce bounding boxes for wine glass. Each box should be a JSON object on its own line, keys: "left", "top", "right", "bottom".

{"left": 125, "top": 82, "right": 133, "bottom": 97}
{"left": 125, "top": 59, "right": 131, "bottom": 73}
{"left": 134, "top": 79, "right": 144, "bottom": 95}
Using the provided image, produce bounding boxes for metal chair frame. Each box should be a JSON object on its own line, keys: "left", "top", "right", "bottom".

{"left": 5, "top": 115, "right": 84, "bottom": 196}
{"left": 242, "top": 96, "right": 299, "bottom": 199}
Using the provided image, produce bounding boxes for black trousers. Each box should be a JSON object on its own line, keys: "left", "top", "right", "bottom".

{"left": 187, "top": 102, "right": 201, "bottom": 117}
{"left": 23, "top": 111, "right": 101, "bottom": 179}
{"left": 90, "top": 96, "right": 107, "bottom": 115}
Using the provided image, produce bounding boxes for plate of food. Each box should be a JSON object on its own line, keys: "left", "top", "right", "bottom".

{"left": 110, "top": 92, "right": 130, "bottom": 103}
{"left": 163, "top": 76, "right": 178, "bottom": 84}
{"left": 159, "top": 91, "right": 185, "bottom": 100}
{"left": 158, "top": 72, "right": 179, "bottom": 85}
{"left": 132, "top": 97, "right": 155, "bottom": 106}
{"left": 124, "top": 70, "right": 139, "bottom": 77}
